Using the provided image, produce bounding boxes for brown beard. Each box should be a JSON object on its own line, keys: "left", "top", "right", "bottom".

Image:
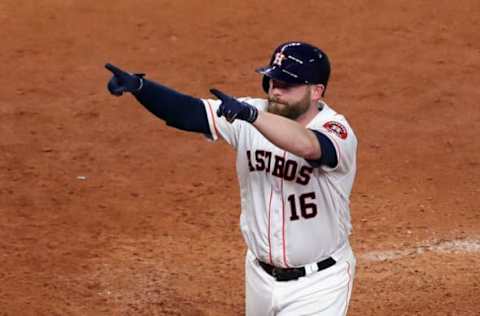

{"left": 267, "top": 90, "right": 311, "bottom": 120}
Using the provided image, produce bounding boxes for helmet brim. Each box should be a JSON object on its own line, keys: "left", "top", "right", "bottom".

{"left": 256, "top": 65, "right": 307, "bottom": 94}
{"left": 255, "top": 65, "right": 306, "bottom": 84}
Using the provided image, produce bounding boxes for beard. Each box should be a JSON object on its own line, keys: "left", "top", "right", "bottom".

{"left": 267, "top": 89, "right": 311, "bottom": 120}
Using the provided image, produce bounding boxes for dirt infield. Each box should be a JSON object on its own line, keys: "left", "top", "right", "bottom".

{"left": 1, "top": 1, "right": 479, "bottom": 315}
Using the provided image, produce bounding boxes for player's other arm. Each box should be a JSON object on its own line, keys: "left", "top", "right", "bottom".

{"left": 210, "top": 89, "right": 337, "bottom": 167}
{"left": 253, "top": 111, "right": 336, "bottom": 167}
{"left": 105, "top": 63, "right": 210, "bottom": 135}
{"left": 253, "top": 110, "right": 319, "bottom": 159}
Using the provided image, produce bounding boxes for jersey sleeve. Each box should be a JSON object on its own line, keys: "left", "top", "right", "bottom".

{"left": 312, "top": 116, "right": 357, "bottom": 174}
{"left": 306, "top": 130, "right": 338, "bottom": 168}
{"left": 201, "top": 97, "right": 267, "bottom": 149}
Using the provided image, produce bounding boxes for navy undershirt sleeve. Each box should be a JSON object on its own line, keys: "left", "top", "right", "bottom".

{"left": 306, "top": 130, "right": 338, "bottom": 168}
{"left": 132, "top": 79, "right": 211, "bottom": 135}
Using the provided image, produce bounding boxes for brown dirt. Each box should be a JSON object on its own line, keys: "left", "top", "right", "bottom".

{"left": 1, "top": 0, "right": 479, "bottom": 315}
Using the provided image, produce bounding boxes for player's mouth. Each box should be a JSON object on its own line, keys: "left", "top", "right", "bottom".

{"left": 267, "top": 97, "right": 294, "bottom": 118}
{"left": 268, "top": 97, "right": 289, "bottom": 108}
{"left": 267, "top": 96, "right": 310, "bottom": 120}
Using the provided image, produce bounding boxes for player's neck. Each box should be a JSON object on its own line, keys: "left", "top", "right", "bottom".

{"left": 296, "top": 101, "right": 321, "bottom": 126}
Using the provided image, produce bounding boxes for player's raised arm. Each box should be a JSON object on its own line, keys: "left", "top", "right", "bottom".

{"left": 210, "top": 88, "right": 319, "bottom": 158}
{"left": 104, "top": 63, "right": 210, "bottom": 135}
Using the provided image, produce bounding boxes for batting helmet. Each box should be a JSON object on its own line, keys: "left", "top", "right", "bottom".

{"left": 256, "top": 41, "right": 331, "bottom": 96}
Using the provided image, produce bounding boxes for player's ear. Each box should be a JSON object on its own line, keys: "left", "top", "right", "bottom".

{"left": 310, "top": 84, "right": 324, "bottom": 100}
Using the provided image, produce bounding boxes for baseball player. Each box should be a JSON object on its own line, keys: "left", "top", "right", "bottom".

{"left": 105, "top": 41, "right": 357, "bottom": 315}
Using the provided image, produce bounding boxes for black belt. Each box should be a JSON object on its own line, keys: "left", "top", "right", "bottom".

{"left": 258, "top": 257, "right": 336, "bottom": 282}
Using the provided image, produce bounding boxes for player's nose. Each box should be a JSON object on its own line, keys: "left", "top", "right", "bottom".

{"left": 269, "top": 87, "right": 283, "bottom": 100}
{"left": 269, "top": 80, "right": 286, "bottom": 97}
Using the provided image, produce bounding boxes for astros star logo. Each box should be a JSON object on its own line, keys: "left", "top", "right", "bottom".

{"left": 273, "top": 52, "right": 286, "bottom": 66}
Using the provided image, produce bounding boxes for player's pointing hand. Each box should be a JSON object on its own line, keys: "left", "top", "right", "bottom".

{"left": 105, "top": 63, "right": 144, "bottom": 96}
{"left": 209, "top": 88, "right": 258, "bottom": 124}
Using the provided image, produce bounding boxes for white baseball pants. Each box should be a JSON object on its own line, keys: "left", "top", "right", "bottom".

{"left": 245, "top": 243, "right": 356, "bottom": 316}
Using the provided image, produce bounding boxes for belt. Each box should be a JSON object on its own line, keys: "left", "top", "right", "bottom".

{"left": 258, "top": 257, "right": 336, "bottom": 282}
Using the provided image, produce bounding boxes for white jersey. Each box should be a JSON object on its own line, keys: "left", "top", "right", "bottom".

{"left": 202, "top": 97, "right": 357, "bottom": 268}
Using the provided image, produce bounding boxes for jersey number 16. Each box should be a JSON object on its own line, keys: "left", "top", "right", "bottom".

{"left": 287, "top": 192, "right": 318, "bottom": 221}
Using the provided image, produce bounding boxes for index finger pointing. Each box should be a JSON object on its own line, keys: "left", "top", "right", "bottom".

{"left": 105, "top": 63, "right": 123, "bottom": 75}
{"left": 209, "top": 88, "right": 230, "bottom": 101}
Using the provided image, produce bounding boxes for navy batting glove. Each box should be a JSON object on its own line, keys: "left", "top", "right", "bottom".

{"left": 209, "top": 88, "right": 258, "bottom": 123}
{"left": 105, "top": 63, "right": 144, "bottom": 96}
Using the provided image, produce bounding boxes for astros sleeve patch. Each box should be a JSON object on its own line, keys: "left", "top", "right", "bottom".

{"left": 323, "top": 121, "right": 348, "bottom": 140}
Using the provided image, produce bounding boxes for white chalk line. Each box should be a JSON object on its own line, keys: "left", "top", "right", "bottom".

{"left": 359, "top": 238, "right": 480, "bottom": 262}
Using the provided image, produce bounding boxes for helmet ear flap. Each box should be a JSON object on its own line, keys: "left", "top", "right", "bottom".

{"left": 262, "top": 76, "right": 270, "bottom": 93}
